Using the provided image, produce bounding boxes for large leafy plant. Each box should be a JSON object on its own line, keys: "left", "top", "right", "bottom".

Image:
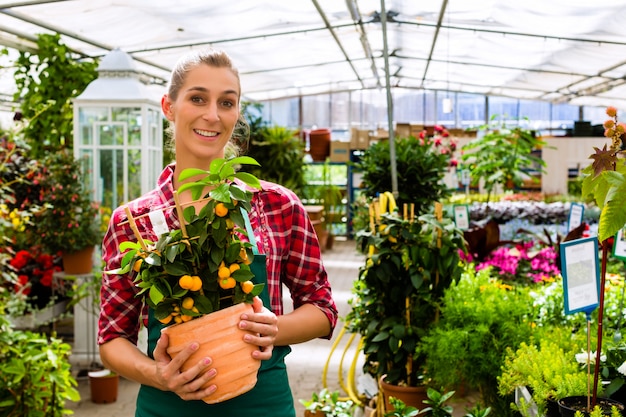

{"left": 581, "top": 107, "right": 626, "bottom": 243}
{"left": 0, "top": 314, "right": 80, "bottom": 416}
{"left": 109, "top": 156, "right": 265, "bottom": 325}
{"left": 354, "top": 136, "right": 452, "bottom": 216}
{"left": 347, "top": 203, "right": 465, "bottom": 387}
{"left": 460, "top": 115, "right": 546, "bottom": 202}
{"left": 12, "top": 33, "right": 98, "bottom": 157}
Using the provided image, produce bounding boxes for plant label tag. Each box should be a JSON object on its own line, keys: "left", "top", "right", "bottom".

{"left": 614, "top": 227, "right": 626, "bottom": 261}
{"left": 560, "top": 236, "right": 599, "bottom": 315}
{"left": 148, "top": 210, "right": 170, "bottom": 237}
{"left": 453, "top": 204, "right": 470, "bottom": 230}
{"left": 567, "top": 203, "right": 585, "bottom": 233}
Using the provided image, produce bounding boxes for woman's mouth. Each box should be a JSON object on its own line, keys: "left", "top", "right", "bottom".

{"left": 194, "top": 129, "right": 219, "bottom": 138}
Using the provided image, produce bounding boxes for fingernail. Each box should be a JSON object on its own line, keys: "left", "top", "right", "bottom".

{"left": 203, "top": 357, "right": 212, "bottom": 366}
{"left": 244, "top": 334, "right": 252, "bottom": 342}
{"left": 190, "top": 342, "right": 199, "bottom": 351}
{"left": 207, "top": 369, "right": 217, "bottom": 378}
{"left": 239, "top": 321, "right": 247, "bottom": 329}
{"left": 241, "top": 314, "right": 248, "bottom": 320}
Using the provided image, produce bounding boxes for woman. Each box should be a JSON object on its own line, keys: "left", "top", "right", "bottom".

{"left": 98, "top": 49, "right": 338, "bottom": 416}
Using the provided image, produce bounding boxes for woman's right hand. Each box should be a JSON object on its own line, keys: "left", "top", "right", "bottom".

{"left": 152, "top": 332, "right": 218, "bottom": 401}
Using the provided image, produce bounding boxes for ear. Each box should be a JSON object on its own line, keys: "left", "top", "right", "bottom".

{"left": 161, "top": 95, "right": 174, "bottom": 121}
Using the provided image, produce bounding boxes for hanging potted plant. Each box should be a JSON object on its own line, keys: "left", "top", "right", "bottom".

{"left": 106, "top": 155, "right": 265, "bottom": 404}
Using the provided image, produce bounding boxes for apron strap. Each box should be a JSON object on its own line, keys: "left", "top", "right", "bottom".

{"left": 241, "top": 206, "right": 260, "bottom": 255}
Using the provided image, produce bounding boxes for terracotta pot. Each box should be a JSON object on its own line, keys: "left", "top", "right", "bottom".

{"left": 379, "top": 375, "right": 428, "bottom": 413}
{"left": 88, "top": 369, "right": 118, "bottom": 404}
{"left": 62, "top": 245, "right": 95, "bottom": 275}
{"left": 309, "top": 129, "right": 331, "bottom": 162}
{"left": 161, "top": 302, "right": 261, "bottom": 404}
{"left": 557, "top": 396, "right": 624, "bottom": 417}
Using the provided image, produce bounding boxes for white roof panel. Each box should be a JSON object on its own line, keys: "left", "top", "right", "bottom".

{"left": 0, "top": 0, "right": 625, "bottom": 108}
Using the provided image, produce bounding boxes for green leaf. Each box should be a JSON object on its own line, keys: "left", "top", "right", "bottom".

{"left": 149, "top": 285, "right": 164, "bottom": 305}
{"left": 234, "top": 172, "right": 261, "bottom": 189}
{"left": 120, "top": 241, "right": 140, "bottom": 252}
{"left": 178, "top": 168, "right": 210, "bottom": 182}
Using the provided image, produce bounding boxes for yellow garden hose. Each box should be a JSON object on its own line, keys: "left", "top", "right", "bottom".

{"left": 321, "top": 323, "right": 366, "bottom": 406}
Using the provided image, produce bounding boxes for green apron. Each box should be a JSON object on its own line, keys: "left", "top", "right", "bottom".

{"left": 135, "top": 211, "right": 295, "bottom": 417}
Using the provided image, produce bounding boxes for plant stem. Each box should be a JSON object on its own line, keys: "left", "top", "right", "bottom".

{"left": 592, "top": 240, "right": 609, "bottom": 406}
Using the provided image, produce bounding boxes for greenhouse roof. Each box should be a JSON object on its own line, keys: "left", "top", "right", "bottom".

{"left": 2, "top": 0, "right": 626, "bottom": 111}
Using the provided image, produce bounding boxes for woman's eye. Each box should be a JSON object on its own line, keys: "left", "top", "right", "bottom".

{"left": 221, "top": 100, "right": 235, "bottom": 108}
{"left": 191, "top": 96, "right": 204, "bottom": 104}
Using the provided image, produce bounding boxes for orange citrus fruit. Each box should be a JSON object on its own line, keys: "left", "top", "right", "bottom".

{"left": 229, "top": 263, "right": 240, "bottom": 273}
{"left": 225, "top": 218, "right": 235, "bottom": 229}
{"left": 189, "top": 276, "right": 203, "bottom": 291}
{"left": 219, "top": 277, "right": 236, "bottom": 290}
{"left": 241, "top": 280, "right": 254, "bottom": 294}
{"left": 181, "top": 297, "right": 194, "bottom": 310}
{"left": 178, "top": 275, "right": 193, "bottom": 289}
{"left": 132, "top": 258, "right": 143, "bottom": 272}
{"left": 181, "top": 314, "right": 193, "bottom": 322}
{"left": 218, "top": 266, "right": 231, "bottom": 279}
{"left": 158, "top": 315, "right": 173, "bottom": 325}
{"left": 215, "top": 203, "right": 228, "bottom": 217}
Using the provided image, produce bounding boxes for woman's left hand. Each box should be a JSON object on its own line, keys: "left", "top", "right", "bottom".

{"left": 238, "top": 297, "right": 277, "bottom": 360}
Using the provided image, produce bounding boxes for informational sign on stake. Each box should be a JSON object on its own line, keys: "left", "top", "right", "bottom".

{"left": 560, "top": 236, "right": 600, "bottom": 316}
{"left": 613, "top": 227, "right": 626, "bottom": 262}
{"left": 567, "top": 203, "right": 585, "bottom": 233}
{"left": 452, "top": 204, "right": 470, "bottom": 231}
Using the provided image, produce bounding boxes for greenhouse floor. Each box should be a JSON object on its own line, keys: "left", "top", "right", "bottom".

{"left": 65, "top": 238, "right": 478, "bottom": 417}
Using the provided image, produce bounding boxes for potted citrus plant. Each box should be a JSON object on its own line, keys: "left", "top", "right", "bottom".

{"left": 106, "top": 155, "right": 265, "bottom": 404}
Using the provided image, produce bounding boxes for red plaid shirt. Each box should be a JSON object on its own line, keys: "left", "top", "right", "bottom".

{"left": 98, "top": 164, "right": 338, "bottom": 345}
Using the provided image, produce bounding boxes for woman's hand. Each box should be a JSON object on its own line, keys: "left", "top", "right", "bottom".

{"left": 152, "top": 332, "right": 218, "bottom": 401}
{"left": 238, "top": 297, "right": 277, "bottom": 360}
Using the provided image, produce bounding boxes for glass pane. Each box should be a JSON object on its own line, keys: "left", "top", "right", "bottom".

{"left": 77, "top": 149, "right": 94, "bottom": 199}
{"left": 113, "top": 107, "right": 142, "bottom": 146}
{"left": 99, "top": 149, "right": 124, "bottom": 210}
{"left": 80, "top": 124, "right": 93, "bottom": 146}
{"left": 78, "top": 107, "right": 108, "bottom": 145}
{"left": 302, "top": 95, "right": 331, "bottom": 129}
{"left": 128, "top": 149, "right": 142, "bottom": 201}
{"left": 330, "top": 92, "right": 350, "bottom": 130}
{"left": 98, "top": 124, "right": 125, "bottom": 146}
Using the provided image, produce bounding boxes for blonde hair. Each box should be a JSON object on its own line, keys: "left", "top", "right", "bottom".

{"left": 164, "top": 49, "right": 249, "bottom": 157}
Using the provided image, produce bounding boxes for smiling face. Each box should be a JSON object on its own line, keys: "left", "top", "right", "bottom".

{"left": 161, "top": 63, "right": 241, "bottom": 171}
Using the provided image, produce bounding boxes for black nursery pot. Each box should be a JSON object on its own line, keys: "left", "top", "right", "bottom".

{"left": 558, "top": 396, "right": 625, "bottom": 417}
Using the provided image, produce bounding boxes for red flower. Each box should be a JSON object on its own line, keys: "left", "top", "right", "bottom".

{"left": 14, "top": 274, "right": 31, "bottom": 295}
{"left": 10, "top": 250, "right": 31, "bottom": 269}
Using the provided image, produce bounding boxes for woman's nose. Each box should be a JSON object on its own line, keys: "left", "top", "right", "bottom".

{"left": 202, "top": 102, "right": 219, "bottom": 121}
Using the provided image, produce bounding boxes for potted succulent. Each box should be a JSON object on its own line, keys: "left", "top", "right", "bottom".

{"left": 107, "top": 156, "right": 265, "bottom": 404}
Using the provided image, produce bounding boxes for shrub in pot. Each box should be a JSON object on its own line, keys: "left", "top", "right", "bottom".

{"left": 346, "top": 202, "right": 465, "bottom": 406}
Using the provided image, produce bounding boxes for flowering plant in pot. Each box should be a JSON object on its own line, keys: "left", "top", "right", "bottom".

{"left": 106, "top": 156, "right": 264, "bottom": 403}
{"left": 34, "top": 150, "right": 101, "bottom": 272}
